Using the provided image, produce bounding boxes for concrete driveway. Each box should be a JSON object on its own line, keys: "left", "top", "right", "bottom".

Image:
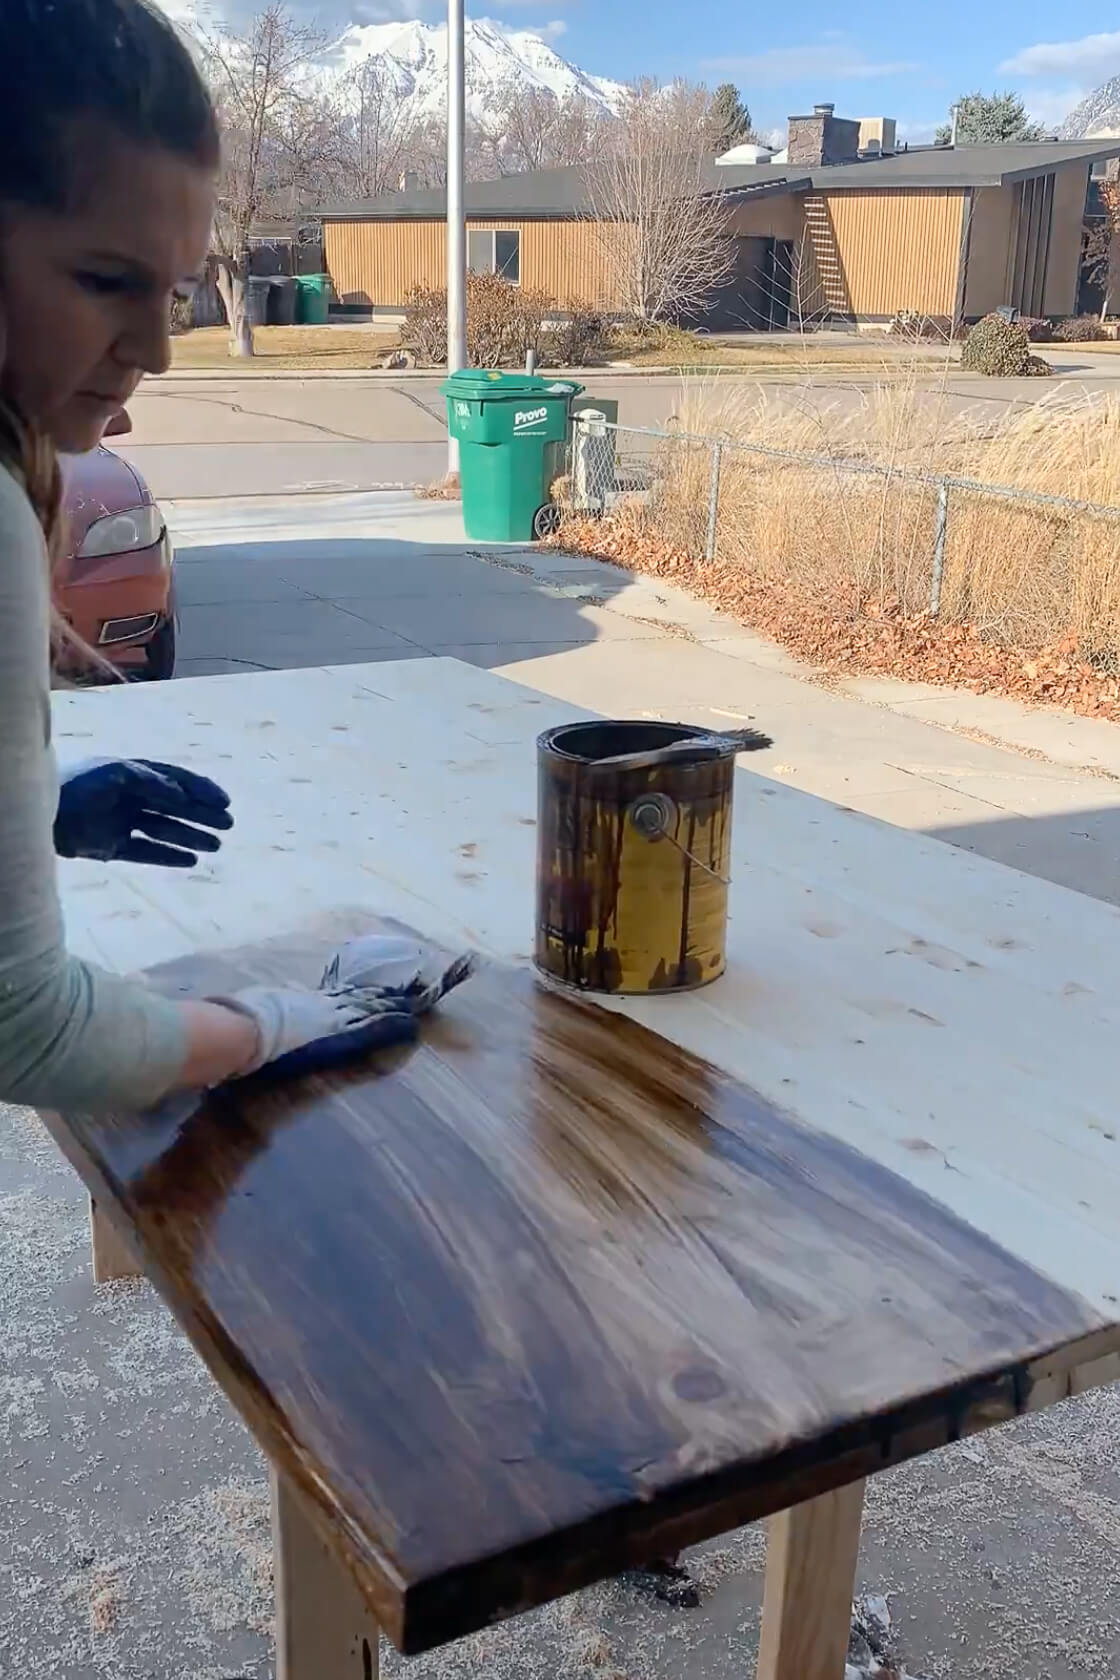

{"left": 168, "top": 492, "right": 670, "bottom": 678}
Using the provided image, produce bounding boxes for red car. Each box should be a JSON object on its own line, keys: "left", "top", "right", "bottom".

{"left": 56, "top": 411, "right": 176, "bottom": 680}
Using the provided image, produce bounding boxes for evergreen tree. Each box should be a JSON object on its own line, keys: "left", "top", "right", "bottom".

{"left": 935, "top": 91, "right": 1048, "bottom": 146}
{"left": 709, "top": 82, "right": 753, "bottom": 152}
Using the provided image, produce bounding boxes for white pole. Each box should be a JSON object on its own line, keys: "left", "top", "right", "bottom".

{"left": 446, "top": 0, "right": 467, "bottom": 476}
{"left": 949, "top": 103, "right": 960, "bottom": 147}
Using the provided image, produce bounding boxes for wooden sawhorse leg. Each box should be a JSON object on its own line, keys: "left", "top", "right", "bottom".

{"left": 88, "top": 1196, "right": 142, "bottom": 1283}
{"left": 271, "top": 1468, "right": 381, "bottom": 1680}
{"left": 756, "top": 1480, "right": 866, "bottom": 1680}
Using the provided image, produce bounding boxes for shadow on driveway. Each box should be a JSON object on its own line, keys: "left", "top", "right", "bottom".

{"left": 925, "top": 806, "right": 1120, "bottom": 907}
{"left": 171, "top": 536, "right": 647, "bottom": 676}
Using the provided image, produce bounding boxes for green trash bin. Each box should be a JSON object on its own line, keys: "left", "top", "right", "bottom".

{"left": 294, "top": 273, "right": 331, "bottom": 325}
{"left": 442, "top": 370, "right": 584, "bottom": 541}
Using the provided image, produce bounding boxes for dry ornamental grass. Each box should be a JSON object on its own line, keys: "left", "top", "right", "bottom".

{"left": 558, "top": 372, "right": 1120, "bottom": 718}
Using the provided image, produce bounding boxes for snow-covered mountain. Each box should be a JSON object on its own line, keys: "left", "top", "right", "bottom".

{"left": 324, "top": 17, "right": 626, "bottom": 122}
{"left": 1061, "top": 78, "right": 1120, "bottom": 140}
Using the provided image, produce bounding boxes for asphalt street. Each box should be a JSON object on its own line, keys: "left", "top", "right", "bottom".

{"left": 118, "top": 352, "right": 1120, "bottom": 499}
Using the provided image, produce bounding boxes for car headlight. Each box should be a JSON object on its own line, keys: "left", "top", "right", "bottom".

{"left": 76, "top": 503, "right": 164, "bottom": 557}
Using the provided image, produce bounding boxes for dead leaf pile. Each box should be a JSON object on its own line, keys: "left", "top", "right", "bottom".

{"left": 552, "top": 519, "right": 1120, "bottom": 722}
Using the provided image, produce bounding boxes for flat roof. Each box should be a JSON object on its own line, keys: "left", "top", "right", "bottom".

{"left": 316, "top": 161, "right": 805, "bottom": 220}
{"left": 806, "top": 140, "right": 1120, "bottom": 189}
{"left": 316, "top": 140, "right": 1120, "bottom": 221}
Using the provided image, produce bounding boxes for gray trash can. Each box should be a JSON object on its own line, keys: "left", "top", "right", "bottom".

{"left": 246, "top": 275, "right": 273, "bottom": 328}
{"left": 269, "top": 276, "right": 298, "bottom": 325}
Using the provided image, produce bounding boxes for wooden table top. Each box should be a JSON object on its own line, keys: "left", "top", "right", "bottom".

{"left": 45, "top": 659, "right": 1120, "bottom": 1652}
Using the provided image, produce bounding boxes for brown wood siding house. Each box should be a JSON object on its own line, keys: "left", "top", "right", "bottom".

{"left": 325, "top": 217, "right": 625, "bottom": 310}
{"left": 318, "top": 142, "right": 1120, "bottom": 331}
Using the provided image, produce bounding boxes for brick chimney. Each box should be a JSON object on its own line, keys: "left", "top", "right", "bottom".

{"left": 786, "top": 102, "right": 861, "bottom": 167}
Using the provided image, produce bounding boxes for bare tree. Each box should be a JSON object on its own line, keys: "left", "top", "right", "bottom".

{"left": 327, "top": 58, "right": 425, "bottom": 199}
{"left": 192, "top": 3, "right": 326, "bottom": 355}
{"left": 582, "top": 80, "right": 734, "bottom": 324}
{"left": 474, "top": 84, "right": 608, "bottom": 175}
{"left": 1095, "top": 178, "right": 1120, "bottom": 321}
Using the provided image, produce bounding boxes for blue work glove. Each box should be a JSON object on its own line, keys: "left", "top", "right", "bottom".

{"left": 54, "top": 758, "right": 233, "bottom": 868}
{"left": 213, "top": 985, "right": 419, "bottom": 1082}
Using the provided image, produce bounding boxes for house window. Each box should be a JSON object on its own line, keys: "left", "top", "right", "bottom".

{"left": 467, "top": 229, "right": 521, "bottom": 284}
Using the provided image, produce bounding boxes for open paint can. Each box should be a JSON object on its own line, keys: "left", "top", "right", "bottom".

{"left": 534, "top": 720, "right": 736, "bottom": 994}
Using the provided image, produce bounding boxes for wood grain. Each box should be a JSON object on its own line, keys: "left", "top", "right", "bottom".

{"left": 41, "top": 916, "right": 1109, "bottom": 1654}
{"left": 757, "top": 1483, "right": 865, "bottom": 1680}
{"left": 87, "top": 1196, "right": 141, "bottom": 1283}
{"left": 272, "top": 1469, "right": 381, "bottom": 1680}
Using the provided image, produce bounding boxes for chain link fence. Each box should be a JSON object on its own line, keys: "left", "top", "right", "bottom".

{"left": 561, "top": 413, "right": 1120, "bottom": 623}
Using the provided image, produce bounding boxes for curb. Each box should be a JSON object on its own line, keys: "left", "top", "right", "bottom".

{"left": 152, "top": 364, "right": 952, "bottom": 386}
{"left": 153, "top": 365, "right": 714, "bottom": 383}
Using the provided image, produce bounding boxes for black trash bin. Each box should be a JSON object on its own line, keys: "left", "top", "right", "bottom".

{"left": 246, "top": 275, "right": 272, "bottom": 328}
{"left": 269, "top": 276, "right": 298, "bottom": 326}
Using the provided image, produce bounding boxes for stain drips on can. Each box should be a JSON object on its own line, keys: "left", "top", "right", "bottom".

{"left": 534, "top": 721, "right": 737, "bottom": 995}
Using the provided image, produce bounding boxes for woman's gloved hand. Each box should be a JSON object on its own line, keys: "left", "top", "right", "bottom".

{"left": 213, "top": 985, "right": 418, "bottom": 1082}
{"left": 321, "top": 934, "right": 478, "bottom": 1014}
{"left": 54, "top": 758, "right": 233, "bottom": 867}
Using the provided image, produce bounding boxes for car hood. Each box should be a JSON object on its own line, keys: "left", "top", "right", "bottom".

{"left": 59, "top": 446, "right": 149, "bottom": 556}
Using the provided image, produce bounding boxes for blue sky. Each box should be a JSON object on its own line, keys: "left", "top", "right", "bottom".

{"left": 167, "top": 0, "right": 1120, "bottom": 140}
{"left": 482, "top": 2, "right": 1120, "bottom": 138}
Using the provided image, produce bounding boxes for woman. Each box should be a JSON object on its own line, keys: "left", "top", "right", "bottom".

{"left": 1, "top": 0, "right": 416, "bottom": 1108}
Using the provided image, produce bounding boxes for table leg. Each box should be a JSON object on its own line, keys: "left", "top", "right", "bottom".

{"left": 271, "top": 1467, "right": 381, "bottom": 1680}
{"left": 88, "top": 1196, "right": 142, "bottom": 1283}
{"left": 755, "top": 1480, "right": 866, "bottom": 1680}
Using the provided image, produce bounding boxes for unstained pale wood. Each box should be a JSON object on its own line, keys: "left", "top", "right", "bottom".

{"left": 88, "top": 1195, "right": 141, "bottom": 1283}
{"left": 39, "top": 914, "right": 1114, "bottom": 1653}
{"left": 272, "top": 1468, "right": 381, "bottom": 1680}
{"left": 757, "top": 1482, "right": 866, "bottom": 1680}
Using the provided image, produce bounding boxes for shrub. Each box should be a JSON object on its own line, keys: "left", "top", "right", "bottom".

{"left": 401, "top": 284, "right": 447, "bottom": 366}
{"left": 1052, "top": 314, "right": 1107, "bottom": 343}
{"left": 889, "top": 309, "right": 952, "bottom": 342}
{"left": 961, "top": 313, "right": 1032, "bottom": 376}
{"left": 401, "top": 275, "right": 557, "bottom": 367}
{"left": 540, "top": 303, "right": 609, "bottom": 367}
{"left": 1018, "top": 316, "right": 1052, "bottom": 342}
{"left": 467, "top": 272, "right": 552, "bottom": 367}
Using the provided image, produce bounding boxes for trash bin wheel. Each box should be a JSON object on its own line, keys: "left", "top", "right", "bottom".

{"left": 532, "top": 503, "right": 562, "bottom": 539}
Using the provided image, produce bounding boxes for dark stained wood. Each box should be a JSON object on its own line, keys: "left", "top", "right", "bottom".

{"left": 41, "top": 915, "right": 1108, "bottom": 1654}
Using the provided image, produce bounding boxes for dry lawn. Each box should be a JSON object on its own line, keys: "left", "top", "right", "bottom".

{"left": 170, "top": 324, "right": 401, "bottom": 371}
{"left": 171, "top": 321, "right": 942, "bottom": 376}
{"left": 610, "top": 323, "right": 942, "bottom": 375}
{"left": 558, "top": 376, "right": 1120, "bottom": 719}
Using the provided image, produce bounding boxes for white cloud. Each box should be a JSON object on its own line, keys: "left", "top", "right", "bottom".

{"left": 1001, "top": 30, "right": 1120, "bottom": 79}
{"left": 536, "top": 17, "right": 567, "bottom": 38}
{"left": 703, "top": 44, "right": 918, "bottom": 83}
{"left": 1022, "top": 85, "right": 1089, "bottom": 127}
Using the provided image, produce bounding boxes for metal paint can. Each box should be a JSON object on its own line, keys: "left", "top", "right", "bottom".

{"left": 534, "top": 721, "right": 736, "bottom": 995}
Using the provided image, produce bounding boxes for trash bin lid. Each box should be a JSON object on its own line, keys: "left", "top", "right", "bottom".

{"left": 440, "top": 370, "right": 583, "bottom": 400}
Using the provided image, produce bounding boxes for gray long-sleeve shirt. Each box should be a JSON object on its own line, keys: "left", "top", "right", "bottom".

{"left": 0, "top": 463, "right": 186, "bottom": 1110}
